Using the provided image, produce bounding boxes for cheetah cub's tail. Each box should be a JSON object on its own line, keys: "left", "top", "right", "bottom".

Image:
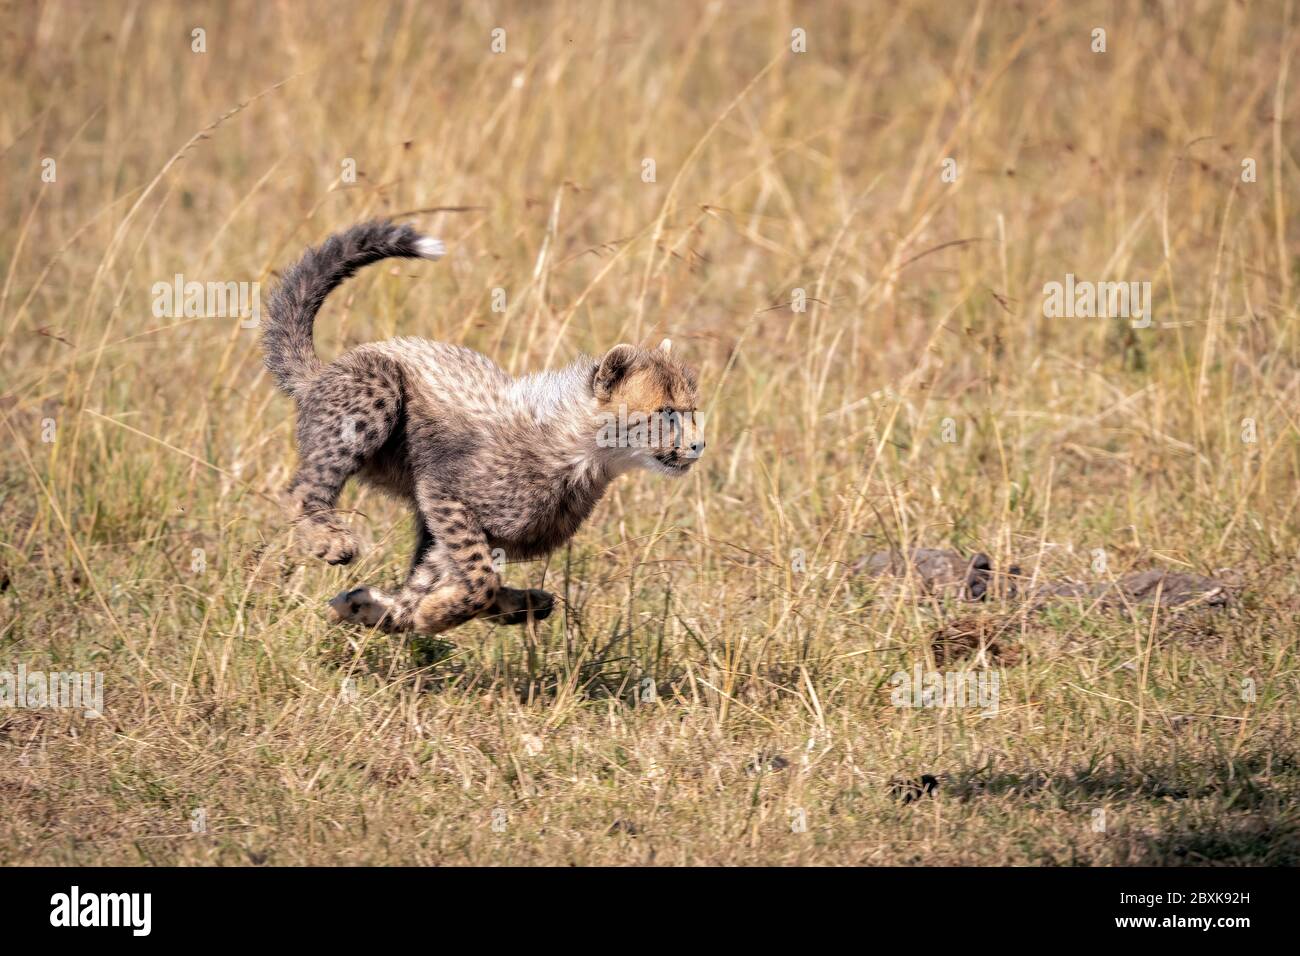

{"left": 262, "top": 219, "right": 444, "bottom": 395}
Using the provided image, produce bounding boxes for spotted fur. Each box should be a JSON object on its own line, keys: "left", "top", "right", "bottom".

{"left": 263, "top": 220, "right": 705, "bottom": 635}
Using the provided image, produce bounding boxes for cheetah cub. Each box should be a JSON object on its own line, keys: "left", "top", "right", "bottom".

{"left": 263, "top": 220, "right": 705, "bottom": 635}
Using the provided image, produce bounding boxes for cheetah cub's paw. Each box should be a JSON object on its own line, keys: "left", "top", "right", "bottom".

{"left": 297, "top": 521, "right": 359, "bottom": 566}
{"left": 328, "top": 586, "right": 395, "bottom": 629}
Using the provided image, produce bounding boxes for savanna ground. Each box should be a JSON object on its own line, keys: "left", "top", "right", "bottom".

{"left": 1, "top": 0, "right": 1298, "bottom": 866}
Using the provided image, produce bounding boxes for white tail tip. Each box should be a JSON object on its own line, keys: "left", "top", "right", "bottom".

{"left": 414, "top": 236, "right": 446, "bottom": 260}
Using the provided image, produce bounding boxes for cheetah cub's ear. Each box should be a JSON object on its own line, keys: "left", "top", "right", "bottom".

{"left": 659, "top": 338, "right": 672, "bottom": 353}
{"left": 593, "top": 343, "right": 638, "bottom": 400}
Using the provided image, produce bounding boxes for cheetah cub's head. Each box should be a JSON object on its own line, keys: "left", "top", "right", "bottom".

{"left": 592, "top": 339, "right": 704, "bottom": 476}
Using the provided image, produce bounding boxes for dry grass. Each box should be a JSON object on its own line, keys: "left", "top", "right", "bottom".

{"left": 1, "top": 0, "right": 1298, "bottom": 865}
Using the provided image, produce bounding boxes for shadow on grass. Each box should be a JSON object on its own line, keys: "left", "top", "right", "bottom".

{"left": 931, "top": 745, "right": 1300, "bottom": 864}
{"left": 1123, "top": 813, "right": 1300, "bottom": 865}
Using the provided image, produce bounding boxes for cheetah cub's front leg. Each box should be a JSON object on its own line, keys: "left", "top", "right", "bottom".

{"left": 329, "top": 487, "right": 554, "bottom": 634}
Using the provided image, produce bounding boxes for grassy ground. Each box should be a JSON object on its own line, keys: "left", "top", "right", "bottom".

{"left": 1, "top": 0, "right": 1298, "bottom": 865}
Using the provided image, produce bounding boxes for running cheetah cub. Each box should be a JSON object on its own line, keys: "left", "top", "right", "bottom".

{"left": 262, "top": 220, "right": 705, "bottom": 635}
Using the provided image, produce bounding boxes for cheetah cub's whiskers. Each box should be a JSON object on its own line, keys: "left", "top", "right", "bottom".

{"left": 262, "top": 219, "right": 705, "bottom": 635}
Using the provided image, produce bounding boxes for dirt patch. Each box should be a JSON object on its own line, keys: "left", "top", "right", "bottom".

{"left": 929, "top": 615, "right": 1023, "bottom": 666}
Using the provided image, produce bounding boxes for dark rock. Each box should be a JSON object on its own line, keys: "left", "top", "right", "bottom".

{"left": 854, "top": 547, "right": 1237, "bottom": 612}
{"left": 1029, "top": 569, "right": 1235, "bottom": 610}
{"left": 852, "top": 548, "right": 999, "bottom": 602}
{"left": 890, "top": 774, "right": 939, "bottom": 803}
{"left": 744, "top": 753, "right": 789, "bottom": 776}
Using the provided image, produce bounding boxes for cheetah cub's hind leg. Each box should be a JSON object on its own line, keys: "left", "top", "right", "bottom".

{"left": 330, "top": 485, "right": 556, "bottom": 634}
{"left": 286, "top": 358, "right": 402, "bottom": 565}
{"left": 329, "top": 486, "right": 492, "bottom": 633}
{"left": 478, "top": 586, "right": 556, "bottom": 626}
{"left": 327, "top": 585, "right": 396, "bottom": 628}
